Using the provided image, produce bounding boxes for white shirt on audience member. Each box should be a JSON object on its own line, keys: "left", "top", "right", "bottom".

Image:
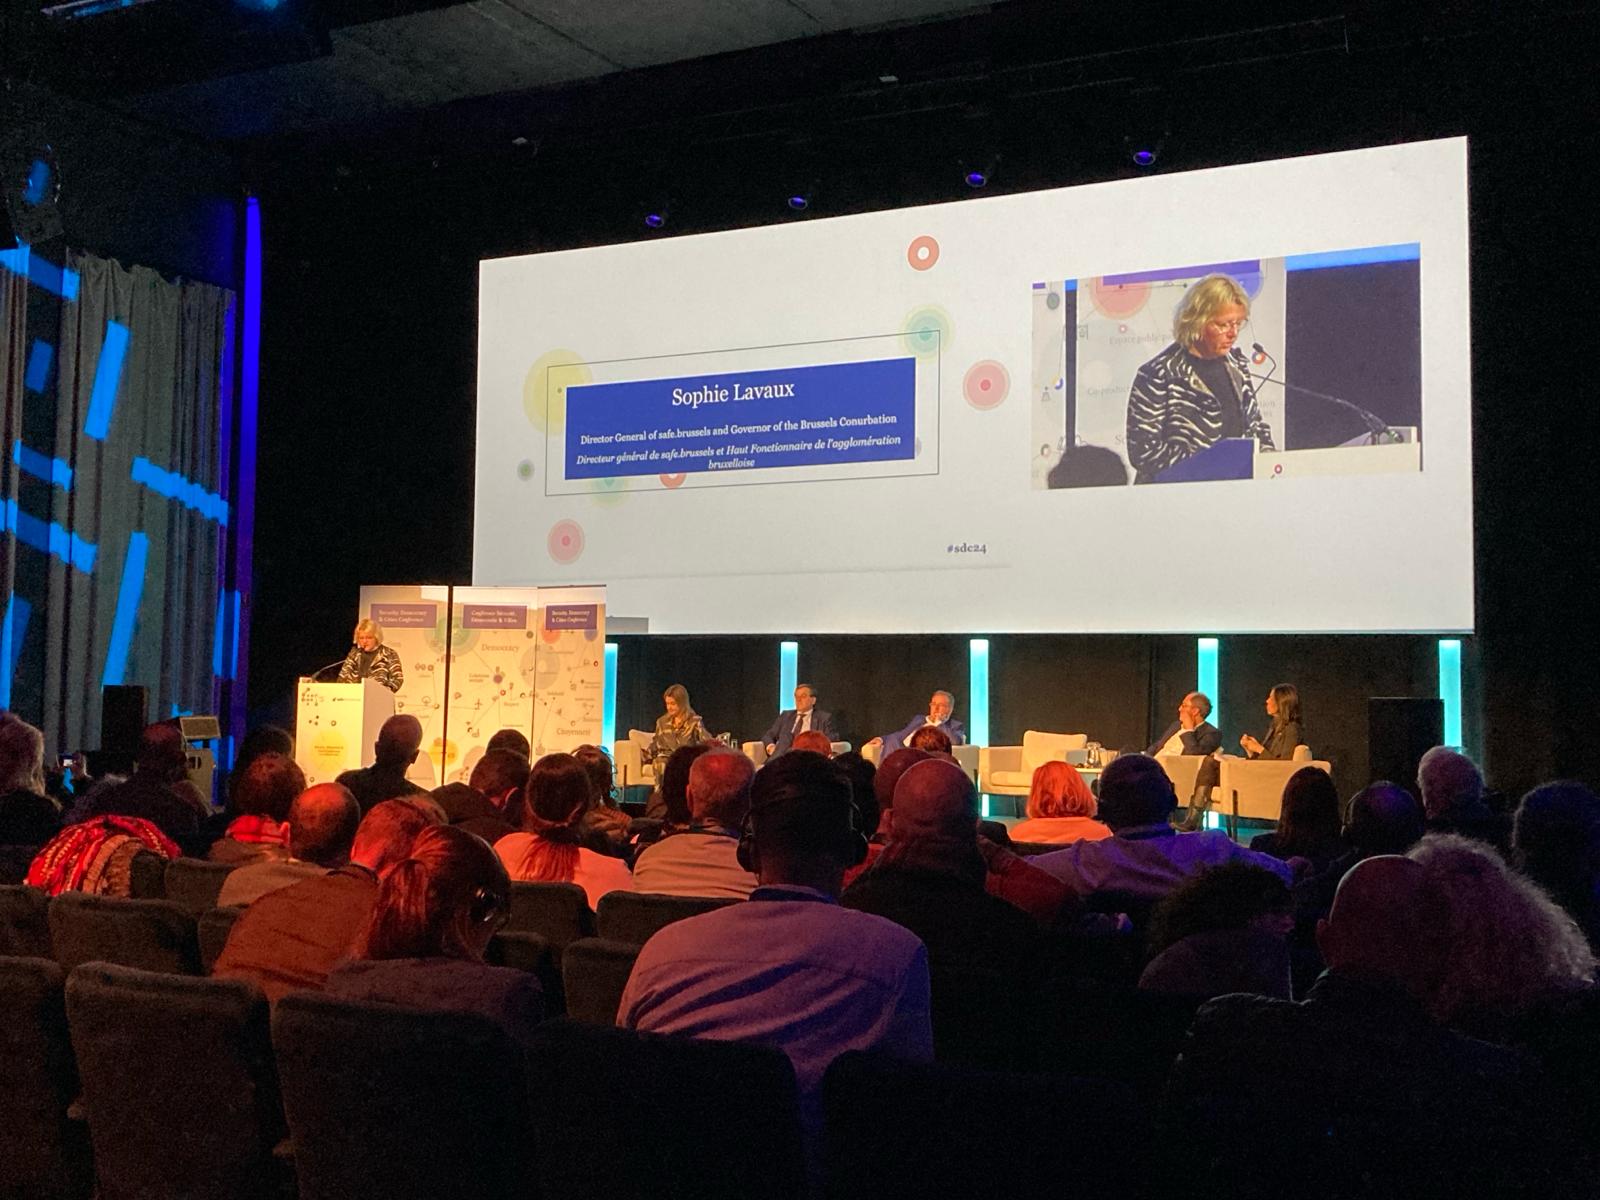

{"left": 631, "top": 831, "right": 758, "bottom": 899}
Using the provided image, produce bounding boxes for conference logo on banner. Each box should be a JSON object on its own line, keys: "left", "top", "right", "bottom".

{"left": 360, "top": 586, "right": 449, "bottom": 785}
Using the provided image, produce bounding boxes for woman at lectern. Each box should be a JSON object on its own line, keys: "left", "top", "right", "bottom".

{"left": 1125, "top": 273, "right": 1276, "bottom": 484}
{"left": 337, "top": 618, "right": 405, "bottom": 693}
{"left": 649, "top": 684, "right": 711, "bottom": 776}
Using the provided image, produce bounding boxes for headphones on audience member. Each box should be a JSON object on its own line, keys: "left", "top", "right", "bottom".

{"left": 688, "top": 819, "right": 742, "bottom": 840}
{"left": 735, "top": 768, "right": 869, "bottom": 875}
{"left": 469, "top": 885, "right": 509, "bottom": 928}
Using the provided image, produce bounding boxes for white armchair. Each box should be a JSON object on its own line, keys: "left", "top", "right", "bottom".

{"left": 1156, "top": 754, "right": 1205, "bottom": 806}
{"left": 1216, "top": 747, "right": 1330, "bottom": 837}
{"left": 977, "top": 731, "right": 1089, "bottom": 797}
{"left": 741, "top": 741, "right": 852, "bottom": 767}
{"left": 861, "top": 740, "right": 979, "bottom": 783}
{"left": 611, "top": 729, "right": 657, "bottom": 789}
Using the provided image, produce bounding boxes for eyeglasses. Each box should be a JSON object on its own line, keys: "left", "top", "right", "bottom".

{"left": 1207, "top": 318, "right": 1248, "bottom": 333}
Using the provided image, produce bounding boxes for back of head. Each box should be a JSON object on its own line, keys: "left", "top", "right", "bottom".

{"left": 790, "top": 730, "right": 834, "bottom": 756}
{"left": 1514, "top": 783, "right": 1600, "bottom": 934}
{"left": 1046, "top": 444, "right": 1128, "bottom": 488}
{"left": 1148, "top": 862, "right": 1292, "bottom": 957}
{"left": 374, "top": 714, "right": 425, "bottom": 767}
{"left": 746, "top": 751, "right": 858, "bottom": 883}
{"left": 485, "top": 728, "right": 531, "bottom": 761}
{"left": 687, "top": 748, "right": 754, "bottom": 828}
{"left": 1407, "top": 833, "right": 1596, "bottom": 1027}
{"left": 137, "top": 721, "right": 187, "bottom": 778}
{"left": 232, "top": 753, "right": 307, "bottom": 824}
{"left": 907, "top": 725, "right": 952, "bottom": 755}
{"left": 873, "top": 748, "right": 931, "bottom": 815}
{"left": 1318, "top": 855, "right": 1447, "bottom": 1005}
{"left": 0, "top": 713, "right": 47, "bottom": 795}
{"left": 1344, "top": 782, "right": 1425, "bottom": 856}
{"left": 1417, "top": 746, "right": 1482, "bottom": 818}
{"left": 1096, "top": 754, "right": 1177, "bottom": 830}
{"left": 658, "top": 743, "right": 714, "bottom": 827}
{"left": 1026, "top": 760, "right": 1097, "bottom": 820}
{"left": 572, "top": 745, "right": 615, "bottom": 806}
{"left": 833, "top": 751, "right": 879, "bottom": 838}
{"left": 879, "top": 757, "right": 981, "bottom": 880}
{"left": 357, "top": 825, "right": 510, "bottom": 961}
{"left": 523, "top": 753, "right": 591, "bottom": 839}
{"left": 1277, "top": 766, "right": 1341, "bottom": 852}
{"left": 351, "top": 797, "right": 440, "bottom": 875}
{"left": 234, "top": 724, "right": 293, "bottom": 771}
{"left": 287, "top": 783, "right": 362, "bottom": 866}
{"left": 469, "top": 749, "right": 528, "bottom": 801}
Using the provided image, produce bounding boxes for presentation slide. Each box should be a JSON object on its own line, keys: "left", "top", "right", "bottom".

{"left": 475, "top": 138, "right": 1471, "bottom": 634}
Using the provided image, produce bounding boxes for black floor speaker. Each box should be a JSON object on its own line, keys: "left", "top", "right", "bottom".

{"left": 1368, "top": 697, "right": 1444, "bottom": 799}
{"left": 100, "top": 684, "right": 149, "bottom": 757}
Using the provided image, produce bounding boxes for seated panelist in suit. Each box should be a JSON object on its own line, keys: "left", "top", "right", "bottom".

{"left": 867, "top": 690, "right": 967, "bottom": 756}
{"left": 1146, "top": 692, "right": 1222, "bottom": 757}
{"left": 764, "top": 684, "right": 839, "bottom": 757}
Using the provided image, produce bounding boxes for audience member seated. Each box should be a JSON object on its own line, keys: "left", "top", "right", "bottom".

{"left": 631, "top": 749, "right": 759, "bottom": 898}
{"left": 1139, "top": 863, "right": 1293, "bottom": 999}
{"left": 336, "top": 714, "right": 428, "bottom": 814}
{"left": 1513, "top": 781, "right": 1600, "bottom": 952}
{"left": 842, "top": 757, "right": 1043, "bottom": 1064}
{"left": 486, "top": 728, "right": 531, "bottom": 760}
{"left": 843, "top": 748, "right": 930, "bottom": 887}
{"left": 1028, "top": 754, "right": 1293, "bottom": 903}
{"left": 0, "top": 713, "right": 63, "bottom": 845}
{"left": 791, "top": 730, "right": 835, "bottom": 756}
{"left": 642, "top": 742, "right": 715, "bottom": 834}
{"left": 76, "top": 720, "right": 210, "bottom": 839}
{"left": 218, "top": 783, "right": 362, "bottom": 906}
{"left": 906, "top": 725, "right": 952, "bottom": 755}
{"left": 619, "top": 750, "right": 931, "bottom": 1138}
{"left": 213, "top": 798, "right": 437, "bottom": 1002}
{"left": 834, "top": 751, "right": 878, "bottom": 837}
{"left": 1010, "top": 760, "right": 1112, "bottom": 845}
{"left": 574, "top": 743, "right": 632, "bottom": 853}
{"left": 441, "top": 749, "right": 525, "bottom": 845}
{"left": 1418, "top": 746, "right": 1511, "bottom": 852}
{"left": 1162, "top": 856, "right": 1575, "bottom": 1199}
{"left": 1249, "top": 766, "right": 1344, "bottom": 872}
{"left": 26, "top": 814, "right": 179, "bottom": 895}
{"left": 494, "top": 752, "right": 632, "bottom": 908}
{"left": 206, "top": 753, "right": 304, "bottom": 865}
{"left": 1406, "top": 833, "right": 1596, "bottom": 1039}
{"left": 326, "top": 825, "right": 542, "bottom": 1047}
{"left": 222, "top": 724, "right": 293, "bottom": 813}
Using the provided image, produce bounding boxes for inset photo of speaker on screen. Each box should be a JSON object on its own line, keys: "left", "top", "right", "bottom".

{"left": 1030, "top": 244, "right": 1422, "bottom": 489}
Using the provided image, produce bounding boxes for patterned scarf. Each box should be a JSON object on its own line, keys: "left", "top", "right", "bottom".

{"left": 25, "top": 816, "right": 180, "bottom": 897}
{"left": 224, "top": 815, "right": 289, "bottom": 846}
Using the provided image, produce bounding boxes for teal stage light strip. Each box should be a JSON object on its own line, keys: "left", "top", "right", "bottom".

{"left": 0, "top": 243, "right": 81, "bottom": 300}
{"left": 213, "top": 592, "right": 226, "bottom": 679}
{"left": 1438, "top": 639, "right": 1463, "bottom": 749}
{"left": 24, "top": 341, "right": 54, "bottom": 393}
{"left": 1197, "top": 638, "right": 1220, "bottom": 733}
{"left": 603, "top": 642, "right": 618, "bottom": 752}
{"left": 969, "top": 639, "right": 990, "bottom": 746}
{"left": 12, "top": 440, "right": 73, "bottom": 490}
{"left": 131, "top": 456, "right": 230, "bottom": 523}
{"left": 3, "top": 498, "right": 97, "bottom": 573}
{"left": 102, "top": 531, "right": 150, "bottom": 687}
{"left": 779, "top": 641, "right": 798, "bottom": 711}
{"left": 0, "top": 595, "right": 32, "bottom": 709}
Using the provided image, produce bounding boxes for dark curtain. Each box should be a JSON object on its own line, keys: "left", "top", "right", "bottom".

{"left": 0, "top": 250, "right": 235, "bottom": 754}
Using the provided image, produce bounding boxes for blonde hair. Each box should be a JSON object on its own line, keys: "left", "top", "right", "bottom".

{"left": 354, "top": 618, "right": 384, "bottom": 643}
{"left": 0, "top": 714, "right": 47, "bottom": 795}
{"left": 1173, "top": 274, "right": 1250, "bottom": 351}
{"left": 1027, "top": 760, "right": 1097, "bottom": 819}
{"left": 1407, "top": 833, "right": 1596, "bottom": 1028}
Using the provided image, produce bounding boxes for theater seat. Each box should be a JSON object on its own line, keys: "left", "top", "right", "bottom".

{"left": 65, "top": 962, "right": 286, "bottom": 1200}
{"left": 595, "top": 891, "right": 739, "bottom": 944}
{"left": 0, "top": 882, "right": 53, "bottom": 958}
{"left": 0, "top": 955, "right": 91, "bottom": 1200}
{"left": 48, "top": 893, "right": 200, "bottom": 975}
{"left": 506, "top": 881, "right": 595, "bottom": 956}
{"left": 162, "top": 858, "right": 238, "bottom": 915}
{"left": 560, "top": 937, "right": 640, "bottom": 1025}
{"left": 979, "top": 731, "right": 1089, "bottom": 795}
{"left": 198, "top": 906, "right": 245, "bottom": 974}
{"left": 273, "top": 992, "right": 530, "bottom": 1200}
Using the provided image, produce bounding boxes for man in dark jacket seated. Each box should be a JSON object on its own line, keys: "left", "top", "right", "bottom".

{"left": 1145, "top": 692, "right": 1222, "bottom": 758}
{"left": 1163, "top": 855, "right": 1577, "bottom": 1199}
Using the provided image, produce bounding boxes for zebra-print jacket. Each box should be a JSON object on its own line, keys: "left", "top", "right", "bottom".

{"left": 337, "top": 644, "right": 404, "bottom": 692}
{"left": 1125, "top": 342, "right": 1275, "bottom": 483}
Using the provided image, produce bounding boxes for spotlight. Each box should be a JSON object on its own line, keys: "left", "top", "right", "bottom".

{"left": 965, "top": 170, "right": 987, "bottom": 188}
{"left": 1123, "top": 130, "right": 1166, "bottom": 169}
{"left": 958, "top": 154, "right": 998, "bottom": 190}
{"left": 787, "top": 193, "right": 810, "bottom": 212}
{"left": 643, "top": 210, "right": 667, "bottom": 229}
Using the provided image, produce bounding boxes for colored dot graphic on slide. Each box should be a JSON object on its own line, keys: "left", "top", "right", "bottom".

{"left": 901, "top": 306, "right": 952, "bottom": 357}
{"left": 659, "top": 473, "right": 686, "bottom": 489}
{"left": 589, "top": 476, "right": 626, "bottom": 506}
{"left": 907, "top": 235, "right": 940, "bottom": 271}
{"left": 523, "top": 349, "right": 590, "bottom": 434}
{"left": 548, "top": 519, "right": 585, "bottom": 563}
{"left": 517, "top": 460, "right": 534, "bottom": 480}
{"left": 1088, "top": 277, "right": 1150, "bottom": 320}
{"left": 963, "top": 360, "right": 1010, "bottom": 410}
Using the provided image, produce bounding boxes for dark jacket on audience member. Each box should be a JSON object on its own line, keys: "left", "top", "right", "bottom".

{"left": 1163, "top": 971, "right": 1577, "bottom": 1198}
{"left": 1426, "top": 801, "right": 1513, "bottom": 855}
{"left": 82, "top": 773, "right": 210, "bottom": 839}
{"left": 843, "top": 865, "right": 1044, "bottom": 1065}
{"left": 212, "top": 864, "right": 380, "bottom": 1003}
{"left": 0, "top": 788, "right": 62, "bottom": 845}
{"left": 336, "top": 763, "right": 427, "bottom": 815}
{"left": 325, "top": 957, "right": 544, "bottom": 1049}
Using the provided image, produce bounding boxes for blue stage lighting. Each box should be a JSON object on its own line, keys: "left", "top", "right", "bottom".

{"left": 787, "top": 194, "right": 809, "bottom": 211}
{"left": 964, "top": 170, "right": 988, "bottom": 188}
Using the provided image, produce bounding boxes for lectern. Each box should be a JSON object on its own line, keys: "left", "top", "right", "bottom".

{"left": 294, "top": 678, "right": 396, "bottom": 787}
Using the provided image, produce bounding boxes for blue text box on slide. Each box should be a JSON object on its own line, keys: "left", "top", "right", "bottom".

{"left": 564, "top": 358, "right": 916, "bottom": 481}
